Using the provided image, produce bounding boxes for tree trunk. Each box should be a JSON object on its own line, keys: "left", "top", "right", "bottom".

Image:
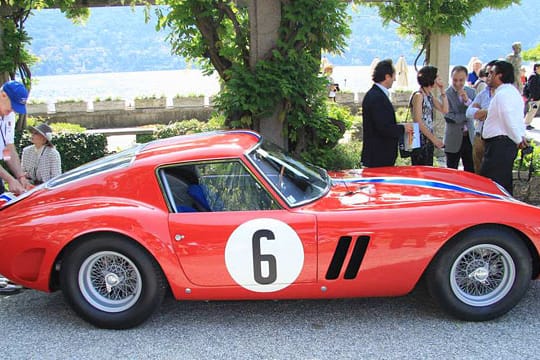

{"left": 248, "top": 0, "right": 287, "bottom": 149}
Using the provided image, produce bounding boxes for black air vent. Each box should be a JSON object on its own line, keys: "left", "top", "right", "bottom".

{"left": 325, "top": 235, "right": 370, "bottom": 280}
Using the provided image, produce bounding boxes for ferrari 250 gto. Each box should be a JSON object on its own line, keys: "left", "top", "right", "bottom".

{"left": 1, "top": 130, "right": 540, "bottom": 329}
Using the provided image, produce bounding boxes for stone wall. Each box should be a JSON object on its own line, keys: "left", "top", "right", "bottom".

{"left": 31, "top": 107, "right": 214, "bottom": 129}
{"left": 513, "top": 175, "right": 540, "bottom": 205}
{"left": 31, "top": 93, "right": 369, "bottom": 129}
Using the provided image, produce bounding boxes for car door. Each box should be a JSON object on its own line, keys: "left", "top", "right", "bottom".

{"left": 163, "top": 160, "right": 317, "bottom": 292}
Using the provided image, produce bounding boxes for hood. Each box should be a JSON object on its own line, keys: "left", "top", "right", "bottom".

{"left": 309, "top": 166, "right": 513, "bottom": 210}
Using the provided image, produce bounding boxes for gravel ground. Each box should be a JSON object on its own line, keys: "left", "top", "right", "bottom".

{"left": 1, "top": 281, "right": 540, "bottom": 359}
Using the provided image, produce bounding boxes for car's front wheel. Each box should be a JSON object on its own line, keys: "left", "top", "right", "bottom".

{"left": 426, "top": 227, "right": 532, "bottom": 321}
{"left": 60, "top": 235, "right": 167, "bottom": 329}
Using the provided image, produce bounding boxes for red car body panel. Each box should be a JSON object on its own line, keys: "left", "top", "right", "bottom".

{"left": 1, "top": 130, "right": 540, "bottom": 303}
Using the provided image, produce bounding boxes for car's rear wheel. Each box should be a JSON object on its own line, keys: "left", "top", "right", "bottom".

{"left": 60, "top": 235, "right": 166, "bottom": 329}
{"left": 426, "top": 227, "right": 532, "bottom": 321}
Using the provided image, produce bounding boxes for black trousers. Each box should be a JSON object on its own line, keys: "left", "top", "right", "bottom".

{"left": 480, "top": 136, "right": 518, "bottom": 195}
{"left": 446, "top": 134, "right": 474, "bottom": 172}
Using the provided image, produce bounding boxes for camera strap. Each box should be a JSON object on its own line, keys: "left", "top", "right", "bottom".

{"left": 517, "top": 147, "right": 534, "bottom": 182}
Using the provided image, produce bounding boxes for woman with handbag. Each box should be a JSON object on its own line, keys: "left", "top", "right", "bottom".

{"left": 21, "top": 123, "right": 62, "bottom": 186}
{"left": 410, "top": 65, "right": 448, "bottom": 166}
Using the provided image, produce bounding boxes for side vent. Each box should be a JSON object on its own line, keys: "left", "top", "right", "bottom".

{"left": 325, "top": 235, "right": 370, "bottom": 280}
{"left": 325, "top": 236, "right": 352, "bottom": 280}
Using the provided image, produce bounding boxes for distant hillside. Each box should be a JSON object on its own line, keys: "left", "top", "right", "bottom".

{"left": 27, "top": 7, "right": 185, "bottom": 75}
{"left": 26, "top": 0, "right": 540, "bottom": 76}
{"left": 327, "top": 0, "right": 539, "bottom": 67}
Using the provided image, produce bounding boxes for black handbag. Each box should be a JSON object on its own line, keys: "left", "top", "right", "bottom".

{"left": 398, "top": 97, "right": 414, "bottom": 158}
{"left": 398, "top": 134, "right": 412, "bottom": 158}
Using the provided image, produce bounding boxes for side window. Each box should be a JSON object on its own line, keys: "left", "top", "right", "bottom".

{"left": 161, "top": 161, "right": 279, "bottom": 212}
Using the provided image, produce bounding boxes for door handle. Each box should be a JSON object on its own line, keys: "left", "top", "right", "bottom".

{"left": 174, "top": 234, "right": 184, "bottom": 241}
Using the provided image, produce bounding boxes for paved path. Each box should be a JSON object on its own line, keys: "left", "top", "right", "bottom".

{"left": 1, "top": 282, "right": 540, "bottom": 359}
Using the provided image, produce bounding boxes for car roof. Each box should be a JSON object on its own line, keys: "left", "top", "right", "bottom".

{"left": 136, "top": 130, "right": 262, "bottom": 161}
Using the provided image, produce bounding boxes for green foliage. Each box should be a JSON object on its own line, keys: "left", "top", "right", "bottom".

{"left": 135, "top": 118, "right": 224, "bottom": 143}
{"left": 326, "top": 102, "right": 354, "bottom": 129}
{"left": 206, "top": 112, "right": 226, "bottom": 130}
{"left": 513, "top": 142, "right": 540, "bottom": 175}
{"left": 55, "top": 133, "right": 107, "bottom": 172}
{"left": 362, "top": 0, "right": 519, "bottom": 64}
{"left": 134, "top": 94, "right": 166, "bottom": 100}
{"left": 50, "top": 122, "right": 86, "bottom": 133}
{"left": 154, "top": 119, "right": 210, "bottom": 139}
{"left": 27, "top": 98, "right": 46, "bottom": 104}
{"left": 322, "top": 141, "right": 363, "bottom": 171}
{"left": 94, "top": 96, "right": 122, "bottom": 102}
{"left": 56, "top": 98, "right": 85, "bottom": 104}
{"left": 395, "top": 107, "right": 411, "bottom": 123}
{"left": 0, "top": 18, "right": 38, "bottom": 84}
{"left": 24, "top": 117, "right": 85, "bottom": 133}
{"left": 174, "top": 93, "right": 204, "bottom": 98}
{"left": 395, "top": 154, "right": 412, "bottom": 167}
{"left": 297, "top": 101, "right": 356, "bottom": 168}
{"left": 154, "top": 0, "right": 351, "bottom": 161}
{"left": 523, "top": 43, "right": 540, "bottom": 62}
{"left": 135, "top": 131, "right": 156, "bottom": 144}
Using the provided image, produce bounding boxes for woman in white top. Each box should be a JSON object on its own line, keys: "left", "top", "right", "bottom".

{"left": 21, "top": 123, "right": 61, "bottom": 186}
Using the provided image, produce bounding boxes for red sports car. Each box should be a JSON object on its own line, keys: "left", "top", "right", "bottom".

{"left": 1, "top": 130, "right": 539, "bottom": 329}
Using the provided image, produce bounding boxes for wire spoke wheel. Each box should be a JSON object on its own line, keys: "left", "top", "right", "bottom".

{"left": 61, "top": 236, "right": 166, "bottom": 329}
{"left": 450, "top": 244, "right": 515, "bottom": 307}
{"left": 79, "top": 251, "right": 142, "bottom": 313}
{"left": 450, "top": 244, "right": 516, "bottom": 306}
{"left": 427, "top": 227, "right": 532, "bottom": 321}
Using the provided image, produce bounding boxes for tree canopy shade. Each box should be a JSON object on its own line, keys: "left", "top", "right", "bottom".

{"left": 360, "top": 0, "right": 520, "bottom": 66}
{"left": 154, "top": 0, "right": 351, "bottom": 161}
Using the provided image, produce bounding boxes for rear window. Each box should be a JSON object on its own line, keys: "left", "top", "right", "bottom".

{"left": 48, "top": 145, "right": 141, "bottom": 188}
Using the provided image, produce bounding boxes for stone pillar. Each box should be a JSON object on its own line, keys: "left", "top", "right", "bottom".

{"left": 429, "top": 33, "right": 451, "bottom": 166}
{"left": 248, "top": 0, "right": 286, "bottom": 148}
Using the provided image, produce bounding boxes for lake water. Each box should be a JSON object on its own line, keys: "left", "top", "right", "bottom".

{"left": 29, "top": 65, "right": 421, "bottom": 106}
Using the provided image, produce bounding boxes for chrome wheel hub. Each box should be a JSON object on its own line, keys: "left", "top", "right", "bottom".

{"left": 78, "top": 251, "right": 142, "bottom": 312}
{"left": 450, "top": 244, "right": 515, "bottom": 307}
{"left": 469, "top": 264, "right": 489, "bottom": 283}
{"left": 105, "top": 273, "right": 121, "bottom": 292}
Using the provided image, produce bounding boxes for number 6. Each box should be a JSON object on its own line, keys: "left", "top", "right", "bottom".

{"left": 252, "top": 229, "right": 277, "bottom": 285}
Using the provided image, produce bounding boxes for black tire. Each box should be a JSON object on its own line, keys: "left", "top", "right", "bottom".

{"left": 60, "top": 235, "right": 167, "bottom": 329}
{"left": 426, "top": 227, "right": 532, "bottom": 321}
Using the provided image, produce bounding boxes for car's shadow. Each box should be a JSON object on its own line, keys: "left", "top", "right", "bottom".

{"left": 3, "top": 280, "right": 539, "bottom": 332}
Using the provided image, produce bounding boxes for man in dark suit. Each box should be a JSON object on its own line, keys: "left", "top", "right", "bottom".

{"left": 361, "top": 59, "right": 412, "bottom": 167}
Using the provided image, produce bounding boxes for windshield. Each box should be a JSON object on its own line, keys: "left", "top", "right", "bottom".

{"left": 48, "top": 144, "right": 142, "bottom": 188}
{"left": 247, "top": 141, "right": 329, "bottom": 206}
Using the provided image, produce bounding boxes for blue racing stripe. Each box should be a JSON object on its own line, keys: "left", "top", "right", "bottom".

{"left": 338, "top": 177, "right": 508, "bottom": 200}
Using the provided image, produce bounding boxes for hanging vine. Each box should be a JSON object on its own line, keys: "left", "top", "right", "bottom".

{"left": 156, "top": 0, "right": 351, "bottom": 163}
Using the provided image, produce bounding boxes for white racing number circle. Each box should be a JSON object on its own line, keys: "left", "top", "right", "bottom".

{"left": 225, "top": 218, "right": 304, "bottom": 292}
